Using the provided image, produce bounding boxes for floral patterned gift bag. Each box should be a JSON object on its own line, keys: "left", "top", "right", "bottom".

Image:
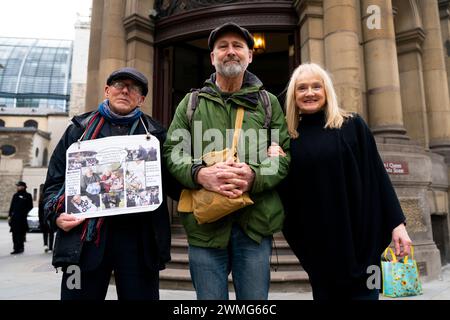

{"left": 381, "top": 246, "right": 423, "bottom": 298}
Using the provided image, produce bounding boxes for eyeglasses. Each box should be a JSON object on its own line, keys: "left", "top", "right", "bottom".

{"left": 110, "top": 81, "right": 142, "bottom": 95}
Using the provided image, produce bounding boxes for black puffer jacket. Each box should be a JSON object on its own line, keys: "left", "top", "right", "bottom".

{"left": 43, "top": 111, "right": 180, "bottom": 271}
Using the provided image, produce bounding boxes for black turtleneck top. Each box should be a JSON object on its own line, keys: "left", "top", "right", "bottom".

{"left": 281, "top": 110, "right": 405, "bottom": 287}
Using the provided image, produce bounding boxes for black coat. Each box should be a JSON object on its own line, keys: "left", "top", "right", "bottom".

{"left": 43, "top": 111, "right": 181, "bottom": 271}
{"left": 281, "top": 111, "right": 405, "bottom": 287}
{"left": 38, "top": 196, "right": 50, "bottom": 233}
{"left": 9, "top": 190, "right": 33, "bottom": 233}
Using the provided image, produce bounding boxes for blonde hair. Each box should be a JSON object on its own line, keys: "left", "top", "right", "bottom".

{"left": 285, "top": 63, "right": 353, "bottom": 139}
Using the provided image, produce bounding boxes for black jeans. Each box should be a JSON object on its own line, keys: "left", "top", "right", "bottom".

{"left": 43, "top": 230, "right": 54, "bottom": 250}
{"left": 60, "top": 225, "right": 159, "bottom": 300}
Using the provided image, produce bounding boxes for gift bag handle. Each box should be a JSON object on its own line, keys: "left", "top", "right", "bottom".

{"left": 383, "top": 247, "right": 398, "bottom": 263}
{"left": 383, "top": 245, "right": 415, "bottom": 264}
{"left": 404, "top": 246, "right": 414, "bottom": 264}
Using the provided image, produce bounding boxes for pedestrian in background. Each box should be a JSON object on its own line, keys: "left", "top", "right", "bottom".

{"left": 8, "top": 181, "right": 33, "bottom": 254}
{"left": 38, "top": 185, "right": 54, "bottom": 253}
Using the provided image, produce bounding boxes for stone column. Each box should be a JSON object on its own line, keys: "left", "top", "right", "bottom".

{"left": 294, "top": 0, "right": 325, "bottom": 66}
{"left": 323, "top": 0, "right": 364, "bottom": 114}
{"left": 361, "top": 0, "right": 406, "bottom": 138}
{"left": 419, "top": 0, "right": 450, "bottom": 158}
{"left": 97, "top": 0, "right": 127, "bottom": 105}
{"left": 396, "top": 28, "right": 429, "bottom": 147}
{"left": 124, "top": 0, "right": 155, "bottom": 114}
{"left": 436, "top": 0, "right": 450, "bottom": 265}
{"left": 439, "top": 0, "right": 450, "bottom": 96}
{"left": 85, "top": 0, "right": 104, "bottom": 112}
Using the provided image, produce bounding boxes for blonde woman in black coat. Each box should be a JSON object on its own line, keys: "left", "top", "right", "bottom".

{"left": 274, "top": 63, "right": 412, "bottom": 300}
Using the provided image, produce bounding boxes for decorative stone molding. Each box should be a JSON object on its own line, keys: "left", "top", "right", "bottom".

{"left": 154, "top": 0, "right": 291, "bottom": 18}
{"left": 371, "top": 124, "right": 408, "bottom": 139}
{"left": 123, "top": 14, "right": 155, "bottom": 45}
{"left": 154, "top": 2, "right": 297, "bottom": 45}
{"left": 293, "top": 0, "right": 323, "bottom": 27}
{"left": 400, "top": 197, "right": 428, "bottom": 233}
{"left": 396, "top": 27, "right": 426, "bottom": 55}
{"left": 439, "top": 0, "right": 450, "bottom": 17}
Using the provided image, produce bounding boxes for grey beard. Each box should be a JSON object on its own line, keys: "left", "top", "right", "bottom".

{"left": 216, "top": 61, "right": 247, "bottom": 78}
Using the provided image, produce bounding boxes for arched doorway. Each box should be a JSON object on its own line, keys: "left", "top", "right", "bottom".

{"left": 152, "top": 1, "right": 299, "bottom": 128}
{"left": 152, "top": 1, "right": 299, "bottom": 227}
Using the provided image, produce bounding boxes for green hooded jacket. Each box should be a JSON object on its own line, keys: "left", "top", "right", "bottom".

{"left": 163, "top": 71, "right": 291, "bottom": 248}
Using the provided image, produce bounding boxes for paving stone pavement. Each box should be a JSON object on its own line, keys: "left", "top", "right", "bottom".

{"left": 1, "top": 220, "right": 449, "bottom": 300}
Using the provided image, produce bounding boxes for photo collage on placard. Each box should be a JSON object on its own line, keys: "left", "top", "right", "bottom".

{"left": 67, "top": 150, "right": 125, "bottom": 214}
{"left": 125, "top": 145, "right": 158, "bottom": 162}
{"left": 124, "top": 144, "right": 159, "bottom": 208}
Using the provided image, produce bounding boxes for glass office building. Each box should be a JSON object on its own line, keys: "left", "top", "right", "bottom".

{"left": 0, "top": 37, "right": 73, "bottom": 111}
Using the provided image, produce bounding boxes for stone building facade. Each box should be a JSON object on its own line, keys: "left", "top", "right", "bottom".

{"left": 0, "top": 16, "right": 90, "bottom": 213}
{"left": 85, "top": 0, "right": 450, "bottom": 281}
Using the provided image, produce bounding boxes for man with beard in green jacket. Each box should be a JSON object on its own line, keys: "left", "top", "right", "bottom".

{"left": 163, "top": 23, "right": 290, "bottom": 300}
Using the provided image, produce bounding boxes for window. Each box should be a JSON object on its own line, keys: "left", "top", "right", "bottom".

{"left": 33, "top": 188, "right": 37, "bottom": 201}
{"left": 1, "top": 144, "right": 16, "bottom": 156}
{"left": 24, "top": 119, "right": 38, "bottom": 128}
{"left": 35, "top": 147, "right": 39, "bottom": 157}
{"left": 42, "top": 148, "right": 48, "bottom": 166}
{"left": 0, "top": 119, "right": 4, "bottom": 127}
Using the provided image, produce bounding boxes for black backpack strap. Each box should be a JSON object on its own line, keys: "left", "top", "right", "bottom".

{"left": 259, "top": 90, "right": 272, "bottom": 129}
{"left": 186, "top": 89, "right": 200, "bottom": 128}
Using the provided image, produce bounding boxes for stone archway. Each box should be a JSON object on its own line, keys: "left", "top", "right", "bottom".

{"left": 152, "top": 1, "right": 299, "bottom": 127}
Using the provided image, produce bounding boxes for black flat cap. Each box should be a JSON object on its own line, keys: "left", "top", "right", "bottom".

{"left": 106, "top": 67, "right": 149, "bottom": 96}
{"left": 208, "top": 22, "right": 254, "bottom": 51}
{"left": 16, "top": 181, "right": 27, "bottom": 188}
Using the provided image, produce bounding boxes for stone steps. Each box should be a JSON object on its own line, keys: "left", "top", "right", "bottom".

{"left": 160, "top": 268, "right": 312, "bottom": 292}
{"left": 161, "top": 230, "right": 311, "bottom": 292}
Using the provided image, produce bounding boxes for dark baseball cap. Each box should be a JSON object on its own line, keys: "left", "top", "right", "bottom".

{"left": 208, "top": 22, "right": 254, "bottom": 51}
{"left": 16, "top": 181, "right": 27, "bottom": 188}
{"left": 106, "top": 67, "right": 149, "bottom": 96}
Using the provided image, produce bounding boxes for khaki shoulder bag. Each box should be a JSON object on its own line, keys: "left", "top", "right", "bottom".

{"left": 177, "top": 106, "right": 254, "bottom": 224}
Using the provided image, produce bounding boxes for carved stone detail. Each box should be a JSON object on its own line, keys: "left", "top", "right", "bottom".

{"left": 400, "top": 197, "right": 427, "bottom": 233}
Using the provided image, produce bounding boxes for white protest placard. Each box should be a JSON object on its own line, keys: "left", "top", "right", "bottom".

{"left": 65, "top": 134, "right": 162, "bottom": 218}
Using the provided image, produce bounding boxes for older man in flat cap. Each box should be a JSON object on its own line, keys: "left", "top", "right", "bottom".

{"left": 164, "top": 23, "right": 291, "bottom": 300}
{"left": 42, "top": 67, "right": 180, "bottom": 300}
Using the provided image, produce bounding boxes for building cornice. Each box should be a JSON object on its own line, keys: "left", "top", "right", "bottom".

{"left": 123, "top": 14, "right": 155, "bottom": 46}
{"left": 154, "top": 2, "right": 296, "bottom": 45}
{"left": 396, "top": 27, "right": 426, "bottom": 55}
{"left": 439, "top": 0, "right": 450, "bottom": 19}
{"left": 294, "top": 0, "right": 323, "bottom": 28}
{"left": 0, "top": 107, "right": 68, "bottom": 117}
{"left": 0, "top": 127, "right": 51, "bottom": 140}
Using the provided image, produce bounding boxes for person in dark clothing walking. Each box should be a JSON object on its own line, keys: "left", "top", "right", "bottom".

{"left": 274, "top": 63, "right": 412, "bottom": 300}
{"left": 42, "top": 67, "right": 180, "bottom": 300}
{"left": 8, "top": 181, "right": 33, "bottom": 254}
{"left": 38, "top": 186, "right": 54, "bottom": 253}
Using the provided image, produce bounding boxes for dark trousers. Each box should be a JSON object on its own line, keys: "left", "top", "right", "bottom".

{"left": 60, "top": 224, "right": 159, "bottom": 300}
{"left": 309, "top": 275, "right": 379, "bottom": 301}
{"left": 12, "top": 231, "right": 25, "bottom": 252}
{"left": 43, "top": 230, "right": 54, "bottom": 250}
